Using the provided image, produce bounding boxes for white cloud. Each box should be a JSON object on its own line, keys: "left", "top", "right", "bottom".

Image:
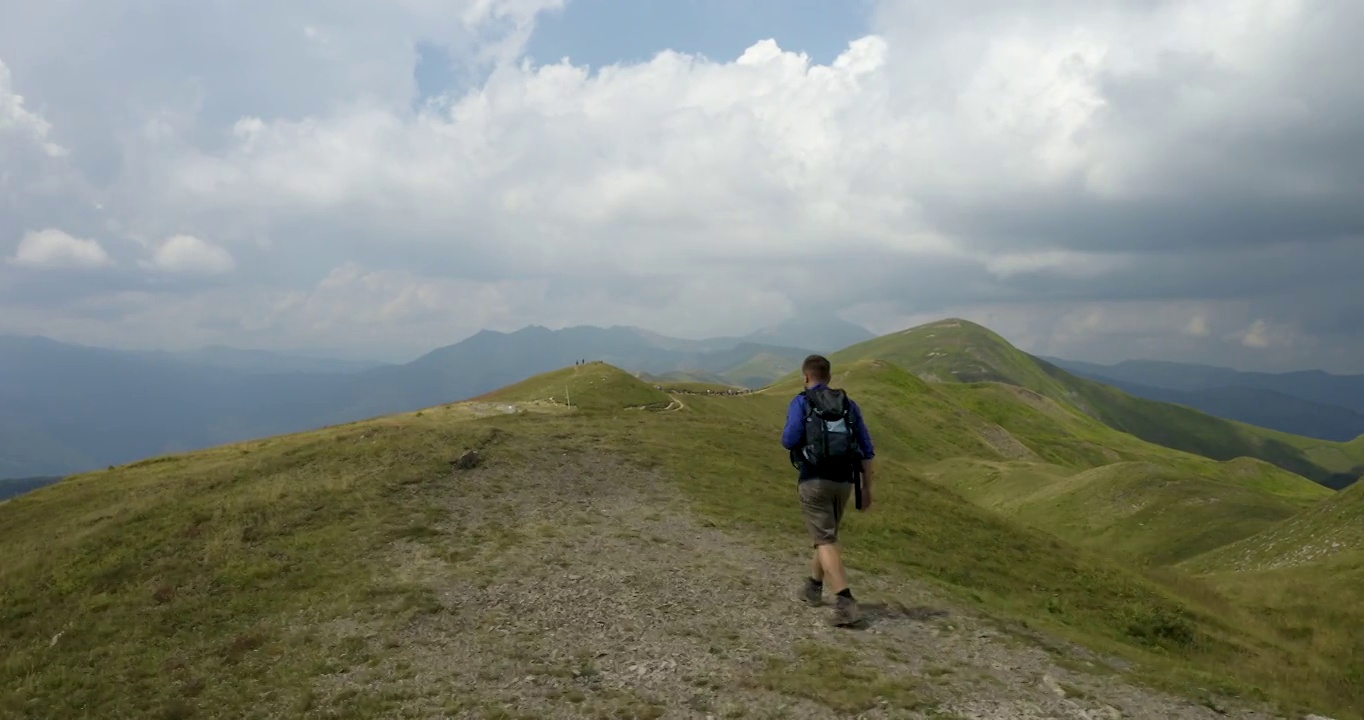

{"left": 1184, "top": 315, "right": 1211, "bottom": 338}
{"left": 983, "top": 251, "right": 1127, "bottom": 280}
{"left": 0, "top": 60, "right": 66, "bottom": 158}
{"left": 7, "top": 229, "right": 111, "bottom": 269}
{"left": 1241, "top": 319, "right": 1271, "bottom": 348}
{"left": 140, "top": 234, "right": 235, "bottom": 275}
{"left": 0, "top": 0, "right": 1361, "bottom": 369}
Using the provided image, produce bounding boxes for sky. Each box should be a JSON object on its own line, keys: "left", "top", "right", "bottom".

{"left": 1, "top": 0, "right": 1362, "bottom": 371}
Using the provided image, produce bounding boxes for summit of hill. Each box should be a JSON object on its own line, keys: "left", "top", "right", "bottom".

{"left": 828, "top": 318, "right": 1362, "bottom": 492}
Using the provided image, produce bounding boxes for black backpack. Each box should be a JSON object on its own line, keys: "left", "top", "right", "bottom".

{"left": 795, "top": 386, "right": 862, "bottom": 476}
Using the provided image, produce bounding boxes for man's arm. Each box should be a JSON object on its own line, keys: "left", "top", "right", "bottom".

{"left": 849, "top": 399, "right": 875, "bottom": 460}
{"left": 781, "top": 395, "right": 805, "bottom": 450}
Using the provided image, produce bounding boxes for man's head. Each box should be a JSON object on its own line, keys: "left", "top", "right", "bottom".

{"left": 802, "top": 354, "right": 832, "bottom": 387}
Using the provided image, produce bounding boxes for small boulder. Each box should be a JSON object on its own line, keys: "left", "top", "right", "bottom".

{"left": 450, "top": 450, "right": 481, "bottom": 470}
{"left": 1041, "top": 674, "right": 1067, "bottom": 698}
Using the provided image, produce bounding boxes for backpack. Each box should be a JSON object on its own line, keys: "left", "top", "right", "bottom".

{"left": 795, "top": 386, "right": 862, "bottom": 476}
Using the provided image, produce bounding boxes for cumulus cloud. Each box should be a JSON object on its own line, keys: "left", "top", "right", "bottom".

{"left": 7, "top": 229, "right": 111, "bottom": 269}
{"left": 1185, "top": 315, "right": 1210, "bottom": 338}
{"left": 0, "top": 60, "right": 66, "bottom": 159}
{"left": 1240, "top": 319, "right": 1273, "bottom": 349}
{"left": 0, "top": 0, "right": 1361, "bottom": 370}
{"left": 140, "top": 235, "right": 236, "bottom": 275}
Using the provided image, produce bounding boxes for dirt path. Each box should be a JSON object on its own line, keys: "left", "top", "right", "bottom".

{"left": 311, "top": 450, "right": 1287, "bottom": 720}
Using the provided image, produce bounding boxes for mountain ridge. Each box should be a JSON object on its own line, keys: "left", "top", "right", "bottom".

{"left": 825, "top": 318, "right": 1362, "bottom": 490}
{"left": 0, "top": 319, "right": 865, "bottom": 480}
{"left": 1046, "top": 356, "right": 1364, "bottom": 415}
{"left": 5, "top": 316, "right": 1361, "bottom": 495}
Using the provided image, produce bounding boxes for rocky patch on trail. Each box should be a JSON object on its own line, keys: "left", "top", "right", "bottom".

{"left": 305, "top": 450, "right": 1289, "bottom": 719}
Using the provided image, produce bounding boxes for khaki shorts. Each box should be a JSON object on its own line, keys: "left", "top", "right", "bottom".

{"left": 798, "top": 478, "right": 854, "bottom": 546}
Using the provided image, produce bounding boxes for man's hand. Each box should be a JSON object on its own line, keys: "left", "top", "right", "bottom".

{"left": 859, "top": 484, "right": 873, "bottom": 511}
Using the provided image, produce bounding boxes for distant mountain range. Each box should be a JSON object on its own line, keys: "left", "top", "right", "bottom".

{"left": 0, "top": 476, "right": 61, "bottom": 502}
{"left": 0, "top": 316, "right": 873, "bottom": 479}
{"left": 9, "top": 314, "right": 1363, "bottom": 487}
{"left": 1045, "top": 357, "right": 1364, "bottom": 442}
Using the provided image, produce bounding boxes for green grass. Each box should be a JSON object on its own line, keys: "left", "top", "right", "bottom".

{"left": 832, "top": 318, "right": 1073, "bottom": 397}
{"left": 0, "top": 415, "right": 481, "bottom": 718}
{"left": 1181, "top": 479, "right": 1364, "bottom": 573}
{"left": 2, "top": 354, "right": 1362, "bottom": 719}
{"left": 475, "top": 361, "right": 674, "bottom": 411}
{"left": 621, "top": 379, "right": 1357, "bottom": 717}
{"left": 922, "top": 457, "right": 1328, "bottom": 566}
{"left": 1196, "top": 549, "right": 1364, "bottom": 700}
{"left": 653, "top": 381, "right": 745, "bottom": 393}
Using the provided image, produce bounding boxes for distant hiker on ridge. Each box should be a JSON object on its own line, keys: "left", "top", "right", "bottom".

{"left": 782, "top": 354, "right": 875, "bottom": 627}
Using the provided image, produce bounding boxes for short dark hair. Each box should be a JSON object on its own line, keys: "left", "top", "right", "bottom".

{"left": 802, "top": 354, "right": 831, "bottom": 382}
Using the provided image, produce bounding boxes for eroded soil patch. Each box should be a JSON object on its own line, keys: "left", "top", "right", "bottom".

{"left": 303, "top": 450, "right": 1285, "bottom": 720}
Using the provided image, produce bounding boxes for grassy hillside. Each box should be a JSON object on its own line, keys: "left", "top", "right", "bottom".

{"left": 921, "top": 457, "right": 1329, "bottom": 566}
{"left": 765, "top": 359, "right": 1333, "bottom": 569}
{"left": 833, "top": 319, "right": 1073, "bottom": 395}
{"left": 471, "top": 361, "right": 673, "bottom": 412}
{"left": 4, "top": 359, "right": 1362, "bottom": 717}
{"left": 1178, "top": 482, "right": 1364, "bottom": 705}
{"left": 1182, "top": 479, "right": 1363, "bottom": 574}
{"left": 832, "top": 319, "right": 1362, "bottom": 490}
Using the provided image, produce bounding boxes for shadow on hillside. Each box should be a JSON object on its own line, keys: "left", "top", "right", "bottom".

{"left": 853, "top": 601, "right": 951, "bottom": 629}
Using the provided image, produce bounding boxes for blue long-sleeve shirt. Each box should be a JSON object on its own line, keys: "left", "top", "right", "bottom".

{"left": 782, "top": 384, "right": 875, "bottom": 479}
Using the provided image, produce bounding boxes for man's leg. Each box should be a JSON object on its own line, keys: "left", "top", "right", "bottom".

{"left": 815, "top": 542, "right": 848, "bottom": 594}
{"left": 798, "top": 480, "right": 859, "bottom": 625}
{"left": 799, "top": 480, "right": 832, "bottom": 604}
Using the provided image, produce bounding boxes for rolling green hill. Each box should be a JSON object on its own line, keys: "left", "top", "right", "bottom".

{"left": 1182, "top": 478, "right": 1364, "bottom": 574}
{"left": 4, "top": 341, "right": 1363, "bottom": 717}
{"left": 1177, "top": 481, "right": 1364, "bottom": 702}
{"left": 770, "top": 359, "right": 1332, "bottom": 568}
{"left": 472, "top": 361, "right": 674, "bottom": 412}
{"left": 832, "top": 318, "right": 1362, "bottom": 490}
{"left": 920, "top": 457, "right": 1329, "bottom": 566}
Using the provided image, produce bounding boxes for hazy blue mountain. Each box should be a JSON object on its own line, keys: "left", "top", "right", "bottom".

{"left": 1047, "top": 357, "right": 1364, "bottom": 441}
{"left": 0, "top": 476, "right": 62, "bottom": 502}
{"left": 135, "top": 345, "right": 391, "bottom": 374}
{"left": 0, "top": 335, "right": 351, "bottom": 477}
{"left": 1045, "top": 357, "right": 1364, "bottom": 415}
{"left": 0, "top": 322, "right": 848, "bottom": 479}
{"left": 741, "top": 314, "right": 876, "bottom": 354}
{"left": 1071, "top": 374, "right": 1364, "bottom": 442}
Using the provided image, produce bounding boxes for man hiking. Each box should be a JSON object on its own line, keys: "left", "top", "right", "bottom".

{"left": 781, "top": 354, "right": 875, "bottom": 627}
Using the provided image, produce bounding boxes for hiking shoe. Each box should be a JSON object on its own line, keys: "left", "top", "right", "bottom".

{"left": 831, "top": 594, "right": 862, "bottom": 627}
{"left": 801, "top": 578, "right": 823, "bottom": 606}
